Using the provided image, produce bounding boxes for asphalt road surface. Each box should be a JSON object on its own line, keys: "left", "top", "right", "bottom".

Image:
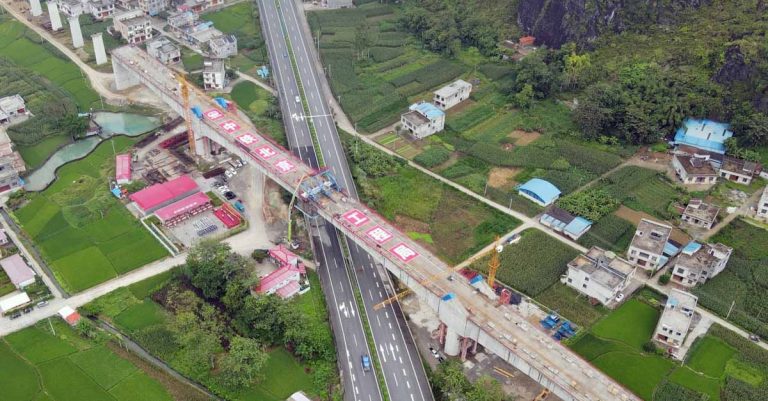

{"left": 258, "top": 1, "right": 434, "bottom": 400}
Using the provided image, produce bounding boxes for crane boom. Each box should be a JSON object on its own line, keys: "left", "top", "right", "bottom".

{"left": 488, "top": 236, "right": 501, "bottom": 288}
{"left": 176, "top": 74, "right": 196, "bottom": 156}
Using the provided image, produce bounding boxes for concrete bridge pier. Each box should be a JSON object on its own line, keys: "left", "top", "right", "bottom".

{"left": 444, "top": 327, "right": 461, "bottom": 356}
{"left": 112, "top": 57, "right": 141, "bottom": 90}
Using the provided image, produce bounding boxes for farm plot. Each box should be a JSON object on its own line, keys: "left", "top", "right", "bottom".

{"left": 577, "top": 214, "right": 635, "bottom": 253}
{"left": 693, "top": 219, "right": 768, "bottom": 338}
{"left": 469, "top": 229, "right": 579, "bottom": 297}
{"left": 593, "top": 166, "right": 685, "bottom": 220}
{"left": 0, "top": 320, "right": 174, "bottom": 401}
{"left": 13, "top": 137, "right": 167, "bottom": 293}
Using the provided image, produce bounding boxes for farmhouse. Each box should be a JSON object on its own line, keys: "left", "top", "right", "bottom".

{"left": 671, "top": 242, "right": 732, "bottom": 288}
{"left": 673, "top": 118, "right": 732, "bottom": 154}
{"left": 208, "top": 34, "right": 237, "bottom": 58}
{"left": 433, "top": 79, "right": 472, "bottom": 110}
{"left": 202, "top": 59, "right": 227, "bottom": 90}
{"left": 146, "top": 37, "right": 181, "bottom": 65}
{"left": 757, "top": 186, "right": 768, "bottom": 221}
{"left": 563, "top": 246, "right": 636, "bottom": 307}
{"left": 539, "top": 206, "right": 592, "bottom": 240}
{"left": 253, "top": 245, "right": 309, "bottom": 299}
{"left": 627, "top": 219, "right": 673, "bottom": 272}
{"left": 113, "top": 9, "right": 154, "bottom": 44}
{"left": 0, "top": 254, "right": 36, "bottom": 289}
{"left": 89, "top": 0, "right": 115, "bottom": 20}
{"left": 517, "top": 178, "right": 560, "bottom": 207}
{"left": 672, "top": 154, "right": 718, "bottom": 185}
{"left": 0, "top": 94, "right": 27, "bottom": 124}
{"left": 680, "top": 199, "right": 719, "bottom": 229}
{"left": 0, "top": 156, "right": 22, "bottom": 193}
{"left": 400, "top": 102, "right": 445, "bottom": 139}
{"left": 129, "top": 175, "right": 199, "bottom": 214}
{"left": 54, "top": 0, "right": 85, "bottom": 18}
{"left": 719, "top": 156, "right": 761, "bottom": 185}
{"left": 138, "top": 0, "right": 166, "bottom": 16}
{"left": 673, "top": 144, "right": 723, "bottom": 166}
{"left": 155, "top": 192, "right": 212, "bottom": 226}
{"left": 653, "top": 289, "right": 697, "bottom": 352}
{"left": 0, "top": 292, "right": 30, "bottom": 314}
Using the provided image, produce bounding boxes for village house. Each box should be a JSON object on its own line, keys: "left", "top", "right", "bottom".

{"left": 653, "top": 289, "right": 697, "bottom": 352}
{"left": 680, "top": 199, "right": 720, "bottom": 230}
{"left": 673, "top": 118, "right": 732, "bottom": 155}
{"left": 671, "top": 242, "right": 732, "bottom": 288}
{"left": 0, "top": 254, "right": 36, "bottom": 289}
{"left": 0, "top": 95, "right": 27, "bottom": 124}
{"left": 113, "top": 9, "right": 154, "bottom": 44}
{"left": 627, "top": 219, "right": 673, "bottom": 273}
{"left": 89, "top": 0, "right": 115, "bottom": 20}
{"left": 757, "top": 186, "right": 768, "bottom": 221}
{"left": 207, "top": 33, "right": 237, "bottom": 58}
{"left": 433, "top": 79, "right": 472, "bottom": 110}
{"left": 202, "top": 58, "right": 226, "bottom": 90}
{"left": 672, "top": 154, "right": 718, "bottom": 185}
{"left": 174, "top": 0, "right": 223, "bottom": 14}
{"left": 138, "top": 0, "right": 166, "bottom": 16}
{"left": 719, "top": 156, "right": 761, "bottom": 186}
{"left": 253, "top": 245, "right": 309, "bottom": 299}
{"left": 115, "top": 0, "right": 137, "bottom": 10}
{"left": 400, "top": 102, "right": 445, "bottom": 139}
{"left": 539, "top": 206, "right": 592, "bottom": 240}
{"left": 147, "top": 37, "right": 181, "bottom": 64}
{"left": 166, "top": 10, "right": 199, "bottom": 32}
{"left": 562, "top": 246, "right": 636, "bottom": 307}
{"left": 55, "top": 0, "right": 85, "bottom": 18}
{"left": 0, "top": 156, "right": 22, "bottom": 193}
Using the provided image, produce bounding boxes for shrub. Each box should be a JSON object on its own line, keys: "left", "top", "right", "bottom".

{"left": 659, "top": 273, "right": 671, "bottom": 285}
{"left": 413, "top": 147, "right": 451, "bottom": 168}
{"left": 557, "top": 189, "right": 620, "bottom": 221}
{"left": 251, "top": 249, "right": 269, "bottom": 263}
{"left": 642, "top": 341, "right": 658, "bottom": 353}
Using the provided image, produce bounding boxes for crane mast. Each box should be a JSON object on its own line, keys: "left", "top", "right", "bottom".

{"left": 176, "top": 74, "right": 196, "bottom": 156}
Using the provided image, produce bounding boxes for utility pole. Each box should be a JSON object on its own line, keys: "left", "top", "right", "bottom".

{"left": 726, "top": 299, "right": 736, "bottom": 319}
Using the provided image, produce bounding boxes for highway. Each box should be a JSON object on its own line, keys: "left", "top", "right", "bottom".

{"left": 258, "top": 1, "right": 434, "bottom": 401}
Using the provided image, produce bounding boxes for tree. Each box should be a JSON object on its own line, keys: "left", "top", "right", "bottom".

{"left": 433, "top": 359, "right": 471, "bottom": 400}
{"left": 512, "top": 51, "right": 561, "bottom": 99}
{"left": 354, "top": 22, "right": 373, "bottom": 60}
{"left": 75, "top": 319, "right": 97, "bottom": 339}
{"left": 235, "top": 294, "right": 288, "bottom": 345}
{"left": 563, "top": 52, "right": 592, "bottom": 90}
{"left": 251, "top": 249, "right": 269, "bottom": 263}
{"left": 170, "top": 312, "right": 222, "bottom": 378}
{"left": 218, "top": 336, "right": 269, "bottom": 389}
{"left": 466, "top": 375, "right": 505, "bottom": 401}
{"left": 284, "top": 312, "right": 334, "bottom": 361}
{"left": 184, "top": 240, "right": 249, "bottom": 299}
{"left": 732, "top": 110, "right": 768, "bottom": 147}
{"left": 513, "top": 84, "right": 534, "bottom": 109}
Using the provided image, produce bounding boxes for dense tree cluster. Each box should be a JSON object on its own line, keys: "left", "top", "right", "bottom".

{"left": 430, "top": 359, "right": 509, "bottom": 401}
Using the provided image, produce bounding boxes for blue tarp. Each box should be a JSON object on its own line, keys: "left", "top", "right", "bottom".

{"left": 409, "top": 102, "right": 444, "bottom": 120}
{"left": 214, "top": 97, "right": 229, "bottom": 109}
{"left": 111, "top": 187, "right": 122, "bottom": 198}
{"left": 682, "top": 241, "right": 702, "bottom": 255}
{"left": 663, "top": 241, "right": 680, "bottom": 256}
{"left": 469, "top": 275, "right": 483, "bottom": 285}
{"left": 442, "top": 293, "right": 455, "bottom": 301}
{"left": 191, "top": 106, "right": 203, "bottom": 119}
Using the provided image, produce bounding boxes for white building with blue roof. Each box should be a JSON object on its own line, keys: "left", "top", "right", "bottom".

{"left": 673, "top": 118, "right": 733, "bottom": 154}
{"left": 401, "top": 101, "right": 445, "bottom": 139}
{"left": 539, "top": 206, "right": 592, "bottom": 240}
{"left": 671, "top": 242, "right": 732, "bottom": 288}
{"left": 517, "top": 178, "right": 561, "bottom": 207}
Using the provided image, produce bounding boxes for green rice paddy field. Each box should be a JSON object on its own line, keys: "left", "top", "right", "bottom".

{"left": 0, "top": 320, "right": 173, "bottom": 401}
{"left": 13, "top": 137, "right": 168, "bottom": 293}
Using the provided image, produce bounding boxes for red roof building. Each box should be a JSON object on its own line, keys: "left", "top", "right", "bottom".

{"left": 115, "top": 154, "right": 132, "bottom": 184}
{"left": 129, "top": 175, "right": 199, "bottom": 213}
{"left": 155, "top": 192, "right": 212, "bottom": 226}
{"left": 254, "top": 245, "right": 308, "bottom": 299}
{"left": 58, "top": 306, "right": 81, "bottom": 326}
{"left": 519, "top": 36, "right": 535, "bottom": 47}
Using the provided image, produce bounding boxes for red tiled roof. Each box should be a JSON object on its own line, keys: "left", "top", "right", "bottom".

{"left": 129, "top": 175, "right": 198, "bottom": 212}
{"left": 275, "top": 281, "right": 300, "bottom": 298}
{"left": 155, "top": 192, "right": 210, "bottom": 221}
{"left": 115, "top": 154, "right": 131, "bottom": 182}
{"left": 255, "top": 264, "right": 302, "bottom": 295}
{"left": 519, "top": 36, "right": 535, "bottom": 46}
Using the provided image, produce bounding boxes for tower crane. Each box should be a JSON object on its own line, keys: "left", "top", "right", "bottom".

{"left": 176, "top": 73, "right": 196, "bottom": 156}
{"left": 487, "top": 236, "right": 502, "bottom": 289}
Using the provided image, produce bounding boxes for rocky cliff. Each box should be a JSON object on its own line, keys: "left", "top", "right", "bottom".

{"left": 517, "top": 0, "right": 711, "bottom": 48}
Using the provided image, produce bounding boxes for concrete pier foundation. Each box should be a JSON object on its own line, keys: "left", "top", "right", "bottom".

{"left": 69, "top": 17, "right": 84, "bottom": 48}
{"left": 29, "top": 0, "right": 42, "bottom": 16}
{"left": 92, "top": 33, "right": 107, "bottom": 65}
{"left": 444, "top": 328, "right": 460, "bottom": 356}
{"left": 48, "top": 2, "right": 62, "bottom": 31}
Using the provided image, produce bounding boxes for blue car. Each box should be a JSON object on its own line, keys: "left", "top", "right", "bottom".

{"left": 361, "top": 355, "right": 371, "bottom": 372}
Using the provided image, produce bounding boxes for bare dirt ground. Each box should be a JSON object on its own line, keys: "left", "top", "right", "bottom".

{"left": 508, "top": 130, "right": 541, "bottom": 146}
{"left": 445, "top": 99, "right": 476, "bottom": 116}
{"left": 614, "top": 206, "right": 691, "bottom": 244}
{"left": 487, "top": 167, "right": 521, "bottom": 189}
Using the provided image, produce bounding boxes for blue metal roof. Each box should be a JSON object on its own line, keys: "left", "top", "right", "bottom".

{"left": 564, "top": 217, "right": 592, "bottom": 236}
{"left": 674, "top": 118, "right": 733, "bottom": 154}
{"left": 682, "top": 241, "right": 702, "bottom": 255}
{"left": 518, "top": 179, "right": 561, "bottom": 205}
{"left": 663, "top": 241, "right": 680, "bottom": 257}
{"left": 409, "top": 102, "right": 444, "bottom": 120}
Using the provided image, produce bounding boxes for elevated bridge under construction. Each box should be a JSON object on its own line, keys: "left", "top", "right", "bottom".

{"left": 111, "top": 45, "right": 640, "bottom": 401}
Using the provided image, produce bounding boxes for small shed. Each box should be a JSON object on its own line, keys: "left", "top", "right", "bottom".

{"left": 115, "top": 154, "right": 131, "bottom": 184}
{"left": 58, "top": 306, "right": 82, "bottom": 326}
{"left": 518, "top": 179, "right": 561, "bottom": 207}
{"left": 0, "top": 291, "right": 30, "bottom": 313}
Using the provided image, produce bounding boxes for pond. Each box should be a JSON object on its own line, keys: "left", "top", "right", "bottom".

{"left": 24, "top": 112, "right": 160, "bottom": 191}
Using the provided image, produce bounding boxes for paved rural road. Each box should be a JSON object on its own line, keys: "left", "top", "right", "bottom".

{"left": 261, "top": 1, "right": 435, "bottom": 401}
{"left": 257, "top": 2, "right": 385, "bottom": 401}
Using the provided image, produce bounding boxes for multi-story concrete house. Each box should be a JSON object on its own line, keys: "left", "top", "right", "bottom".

{"left": 202, "top": 58, "right": 226, "bottom": 90}
{"left": 113, "top": 9, "right": 154, "bottom": 44}
{"left": 0, "top": 95, "right": 27, "bottom": 124}
{"left": 757, "top": 186, "right": 768, "bottom": 221}
{"left": 680, "top": 199, "right": 720, "bottom": 230}
{"left": 433, "top": 79, "right": 472, "bottom": 110}
{"left": 653, "top": 289, "right": 697, "bottom": 352}
{"left": 207, "top": 34, "right": 237, "bottom": 58}
{"left": 138, "top": 0, "right": 166, "bottom": 16}
{"left": 147, "top": 37, "right": 181, "bottom": 64}
{"left": 89, "top": 0, "right": 115, "bottom": 20}
{"left": 627, "top": 219, "right": 673, "bottom": 273}
{"left": 55, "top": 0, "right": 85, "bottom": 18}
{"left": 671, "top": 242, "right": 732, "bottom": 288}
{"left": 672, "top": 154, "right": 718, "bottom": 185}
{"left": 563, "top": 247, "right": 636, "bottom": 307}
{"left": 400, "top": 102, "right": 445, "bottom": 139}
